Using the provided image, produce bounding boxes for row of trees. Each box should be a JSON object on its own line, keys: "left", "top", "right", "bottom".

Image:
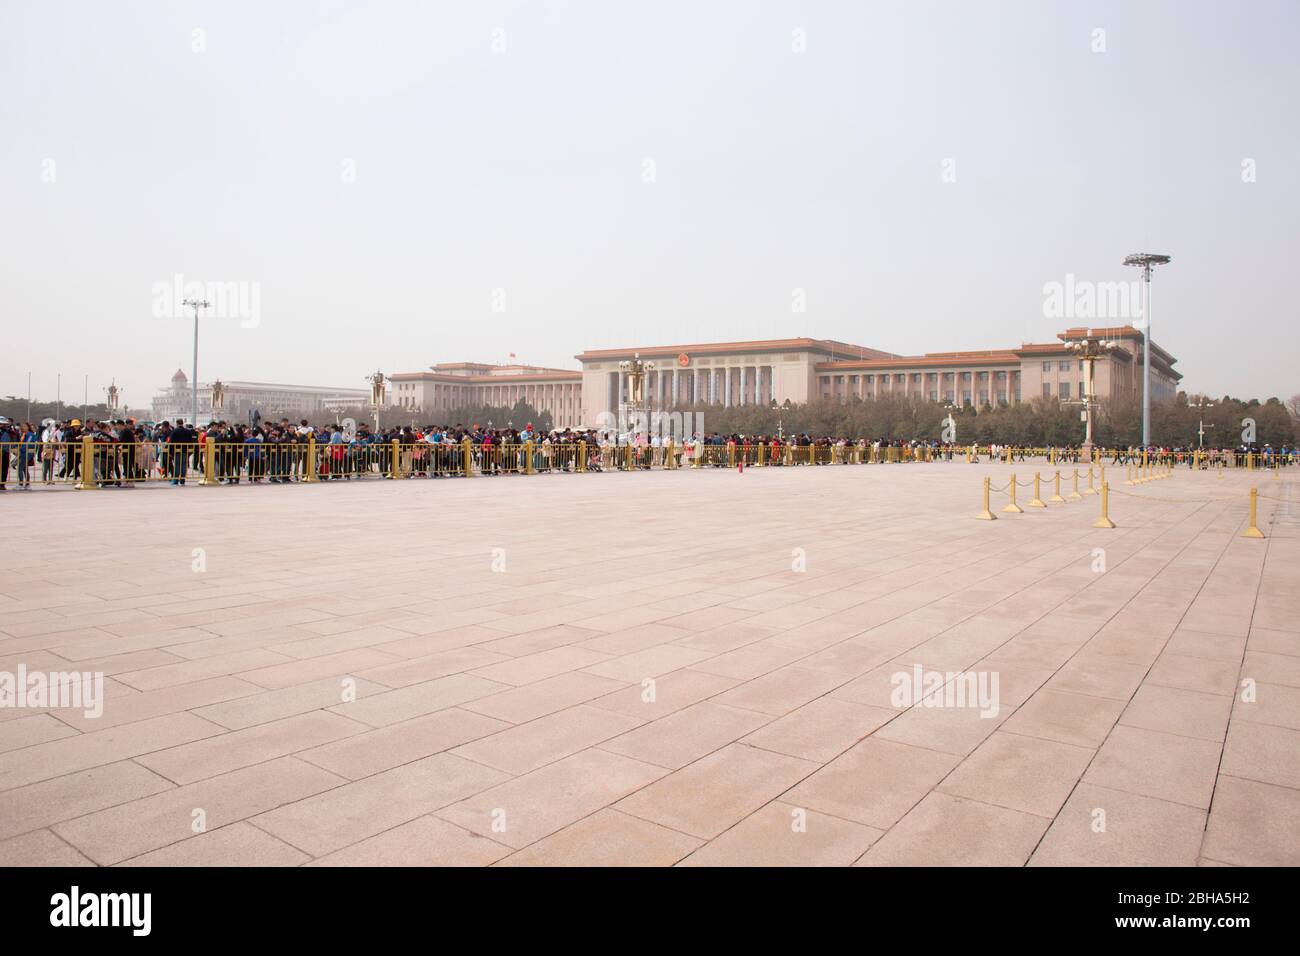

{"left": 660, "top": 393, "right": 1298, "bottom": 448}
{"left": 333, "top": 400, "right": 555, "bottom": 434}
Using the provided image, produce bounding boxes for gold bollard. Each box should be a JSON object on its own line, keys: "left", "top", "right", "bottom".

{"left": 1003, "top": 474, "right": 1024, "bottom": 513}
{"left": 1049, "top": 470, "right": 1066, "bottom": 503}
{"left": 1028, "top": 472, "right": 1046, "bottom": 508}
{"left": 1068, "top": 469, "right": 1083, "bottom": 501}
{"left": 1241, "top": 487, "right": 1265, "bottom": 539}
{"left": 976, "top": 477, "right": 997, "bottom": 520}
{"left": 1084, "top": 466, "right": 1097, "bottom": 496}
{"left": 462, "top": 438, "right": 474, "bottom": 477}
{"left": 200, "top": 440, "right": 218, "bottom": 486}
{"left": 1093, "top": 481, "right": 1116, "bottom": 529}
{"left": 306, "top": 435, "right": 318, "bottom": 482}
{"left": 74, "top": 435, "right": 97, "bottom": 490}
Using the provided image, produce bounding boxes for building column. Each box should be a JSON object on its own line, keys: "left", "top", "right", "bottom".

{"left": 738, "top": 367, "right": 747, "bottom": 406}
{"left": 672, "top": 368, "right": 680, "bottom": 407}
{"left": 724, "top": 367, "right": 732, "bottom": 407}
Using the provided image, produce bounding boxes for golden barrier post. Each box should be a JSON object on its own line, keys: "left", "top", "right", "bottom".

{"left": 524, "top": 440, "right": 535, "bottom": 475}
{"left": 1002, "top": 474, "right": 1024, "bottom": 513}
{"left": 976, "top": 477, "right": 997, "bottom": 520}
{"left": 462, "top": 438, "right": 473, "bottom": 477}
{"left": 1050, "top": 447, "right": 1056, "bottom": 467}
{"left": 1049, "top": 470, "right": 1066, "bottom": 503}
{"left": 578, "top": 443, "right": 587, "bottom": 472}
{"left": 1242, "top": 488, "right": 1265, "bottom": 539}
{"left": 1084, "top": 466, "right": 1097, "bottom": 495}
{"left": 200, "top": 440, "right": 218, "bottom": 486}
{"left": 389, "top": 439, "right": 401, "bottom": 479}
{"left": 75, "top": 435, "right": 96, "bottom": 490}
{"left": 1094, "top": 481, "right": 1116, "bottom": 529}
{"left": 306, "top": 435, "right": 318, "bottom": 482}
{"left": 1029, "top": 472, "right": 1046, "bottom": 508}
{"left": 1068, "top": 469, "right": 1083, "bottom": 501}
{"left": 667, "top": 439, "right": 675, "bottom": 469}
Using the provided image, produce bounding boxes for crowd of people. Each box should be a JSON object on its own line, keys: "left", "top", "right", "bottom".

{"left": 0, "top": 415, "right": 1293, "bottom": 490}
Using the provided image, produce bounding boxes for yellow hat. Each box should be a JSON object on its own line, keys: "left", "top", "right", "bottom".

{"left": 71, "top": 419, "right": 82, "bottom": 426}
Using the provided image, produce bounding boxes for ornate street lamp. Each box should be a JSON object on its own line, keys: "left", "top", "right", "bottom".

{"left": 366, "top": 371, "right": 386, "bottom": 434}
{"left": 618, "top": 353, "right": 656, "bottom": 468}
{"left": 1065, "top": 331, "right": 1122, "bottom": 460}
{"left": 210, "top": 379, "right": 226, "bottom": 419}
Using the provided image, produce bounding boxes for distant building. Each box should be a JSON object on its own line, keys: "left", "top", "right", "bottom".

{"left": 389, "top": 362, "right": 583, "bottom": 428}
{"left": 575, "top": 327, "right": 1180, "bottom": 425}
{"left": 150, "top": 369, "right": 372, "bottom": 424}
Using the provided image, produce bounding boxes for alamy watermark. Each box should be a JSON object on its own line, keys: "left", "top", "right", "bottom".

{"left": 1042, "top": 274, "right": 1141, "bottom": 321}
{"left": 1, "top": 666, "right": 105, "bottom": 719}
{"left": 595, "top": 409, "right": 705, "bottom": 443}
{"left": 152, "top": 273, "right": 261, "bottom": 328}
{"left": 890, "top": 664, "right": 1000, "bottom": 718}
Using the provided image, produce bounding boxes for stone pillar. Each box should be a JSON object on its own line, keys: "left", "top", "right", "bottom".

{"left": 672, "top": 368, "right": 680, "bottom": 407}
{"left": 739, "top": 367, "right": 747, "bottom": 406}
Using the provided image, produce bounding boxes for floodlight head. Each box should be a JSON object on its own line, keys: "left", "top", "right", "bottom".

{"left": 1123, "top": 253, "right": 1172, "bottom": 269}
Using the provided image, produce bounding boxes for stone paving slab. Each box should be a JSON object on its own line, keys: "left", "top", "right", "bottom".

{"left": 0, "top": 462, "right": 1295, "bottom": 865}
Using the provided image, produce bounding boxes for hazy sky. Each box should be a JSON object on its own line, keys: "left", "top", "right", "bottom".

{"left": 2, "top": 0, "right": 1297, "bottom": 410}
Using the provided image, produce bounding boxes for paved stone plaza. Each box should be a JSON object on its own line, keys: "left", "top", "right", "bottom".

{"left": 1, "top": 463, "right": 1296, "bottom": 866}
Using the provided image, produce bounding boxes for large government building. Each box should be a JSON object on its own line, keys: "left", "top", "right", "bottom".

{"left": 575, "top": 325, "right": 1179, "bottom": 422}
{"left": 156, "top": 325, "right": 1176, "bottom": 429}
{"left": 390, "top": 362, "right": 584, "bottom": 428}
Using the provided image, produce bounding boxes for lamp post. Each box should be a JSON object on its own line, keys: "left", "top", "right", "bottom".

{"left": 104, "top": 381, "right": 122, "bottom": 417}
{"left": 182, "top": 297, "right": 210, "bottom": 426}
{"left": 1065, "top": 331, "right": 1121, "bottom": 461}
{"left": 1191, "top": 398, "right": 1215, "bottom": 450}
{"left": 1122, "top": 253, "right": 1172, "bottom": 448}
{"left": 618, "top": 353, "right": 655, "bottom": 468}
{"left": 210, "top": 379, "right": 226, "bottom": 421}
{"left": 366, "top": 371, "right": 386, "bottom": 435}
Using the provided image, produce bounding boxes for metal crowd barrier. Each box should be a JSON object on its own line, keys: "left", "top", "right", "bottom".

{"left": 16, "top": 436, "right": 1291, "bottom": 490}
